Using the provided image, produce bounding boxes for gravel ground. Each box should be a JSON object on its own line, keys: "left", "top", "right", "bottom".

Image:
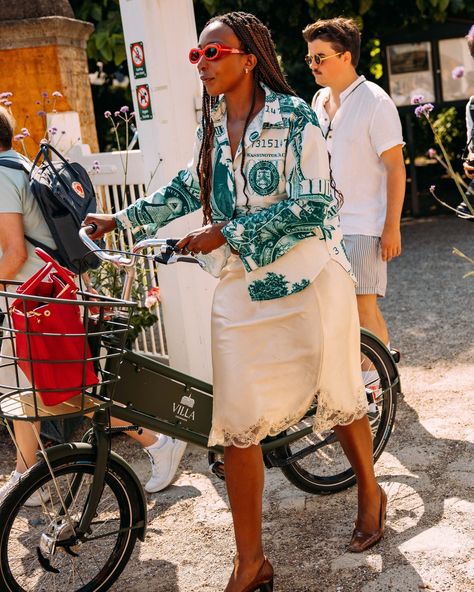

{"left": 0, "top": 215, "right": 473, "bottom": 592}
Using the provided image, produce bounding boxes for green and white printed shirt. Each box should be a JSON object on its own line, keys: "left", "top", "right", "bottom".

{"left": 115, "top": 84, "right": 353, "bottom": 301}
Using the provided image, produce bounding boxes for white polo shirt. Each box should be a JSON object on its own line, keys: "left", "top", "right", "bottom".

{"left": 312, "top": 75, "right": 404, "bottom": 237}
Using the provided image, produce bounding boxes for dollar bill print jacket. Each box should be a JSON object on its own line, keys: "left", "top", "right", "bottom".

{"left": 115, "top": 84, "right": 354, "bottom": 301}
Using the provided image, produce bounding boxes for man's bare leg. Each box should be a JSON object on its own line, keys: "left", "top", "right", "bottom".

{"left": 356, "top": 294, "right": 389, "bottom": 345}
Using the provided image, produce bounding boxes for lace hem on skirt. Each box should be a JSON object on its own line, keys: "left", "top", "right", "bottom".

{"left": 207, "top": 385, "right": 368, "bottom": 448}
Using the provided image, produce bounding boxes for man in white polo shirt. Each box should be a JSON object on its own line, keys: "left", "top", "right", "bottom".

{"left": 303, "top": 17, "right": 405, "bottom": 345}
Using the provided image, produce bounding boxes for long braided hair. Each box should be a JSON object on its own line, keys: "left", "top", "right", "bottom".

{"left": 197, "top": 12, "right": 296, "bottom": 224}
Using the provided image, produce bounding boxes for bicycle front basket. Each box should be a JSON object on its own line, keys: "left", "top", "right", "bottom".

{"left": 0, "top": 273, "right": 135, "bottom": 421}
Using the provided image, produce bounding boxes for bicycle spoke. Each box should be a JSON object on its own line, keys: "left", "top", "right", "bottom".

{"left": 2, "top": 462, "right": 135, "bottom": 592}
{"left": 275, "top": 332, "right": 399, "bottom": 494}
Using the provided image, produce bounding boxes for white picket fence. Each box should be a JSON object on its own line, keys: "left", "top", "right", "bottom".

{"left": 69, "top": 146, "right": 168, "bottom": 359}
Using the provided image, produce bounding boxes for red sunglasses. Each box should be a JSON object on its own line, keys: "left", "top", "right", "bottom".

{"left": 189, "top": 43, "right": 246, "bottom": 64}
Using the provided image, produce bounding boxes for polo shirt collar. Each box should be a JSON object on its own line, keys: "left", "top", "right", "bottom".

{"left": 340, "top": 74, "right": 366, "bottom": 103}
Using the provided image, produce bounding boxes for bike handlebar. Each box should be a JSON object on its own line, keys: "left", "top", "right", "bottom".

{"left": 79, "top": 226, "right": 203, "bottom": 269}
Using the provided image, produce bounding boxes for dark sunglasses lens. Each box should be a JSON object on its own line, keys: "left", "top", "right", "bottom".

{"left": 305, "top": 55, "right": 311, "bottom": 65}
{"left": 204, "top": 46, "right": 219, "bottom": 60}
{"left": 315, "top": 55, "right": 322, "bottom": 65}
{"left": 189, "top": 49, "right": 201, "bottom": 63}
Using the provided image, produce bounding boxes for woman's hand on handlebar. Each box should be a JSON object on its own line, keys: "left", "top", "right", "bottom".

{"left": 83, "top": 214, "right": 117, "bottom": 240}
{"left": 177, "top": 223, "right": 227, "bottom": 255}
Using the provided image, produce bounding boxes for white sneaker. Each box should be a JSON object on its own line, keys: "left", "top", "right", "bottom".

{"left": 144, "top": 436, "right": 187, "bottom": 493}
{"left": 0, "top": 470, "right": 50, "bottom": 508}
{"left": 0, "top": 471, "right": 19, "bottom": 506}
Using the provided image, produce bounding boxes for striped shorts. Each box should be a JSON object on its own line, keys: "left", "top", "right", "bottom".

{"left": 343, "top": 235, "right": 387, "bottom": 297}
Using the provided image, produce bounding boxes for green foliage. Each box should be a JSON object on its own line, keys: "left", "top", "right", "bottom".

{"left": 71, "top": 0, "right": 125, "bottom": 66}
{"left": 70, "top": 0, "right": 474, "bottom": 150}
{"left": 432, "top": 107, "right": 465, "bottom": 162}
{"left": 417, "top": 106, "right": 465, "bottom": 162}
{"left": 88, "top": 259, "right": 158, "bottom": 343}
{"left": 193, "top": 0, "right": 474, "bottom": 102}
{"left": 71, "top": 0, "right": 132, "bottom": 152}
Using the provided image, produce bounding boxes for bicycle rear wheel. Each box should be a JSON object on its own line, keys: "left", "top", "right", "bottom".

{"left": 0, "top": 454, "right": 140, "bottom": 592}
{"left": 274, "top": 332, "right": 399, "bottom": 494}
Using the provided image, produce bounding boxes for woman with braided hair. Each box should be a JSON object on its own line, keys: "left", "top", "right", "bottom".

{"left": 86, "top": 11, "right": 386, "bottom": 591}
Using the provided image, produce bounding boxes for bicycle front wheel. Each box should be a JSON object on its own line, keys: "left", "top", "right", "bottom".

{"left": 274, "top": 331, "right": 399, "bottom": 494}
{"left": 0, "top": 455, "right": 140, "bottom": 592}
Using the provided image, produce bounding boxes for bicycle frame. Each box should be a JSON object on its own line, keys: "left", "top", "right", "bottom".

{"left": 109, "top": 329, "right": 399, "bottom": 464}
{"left": 78, "top": 227, "right": 401, "bottom": 465}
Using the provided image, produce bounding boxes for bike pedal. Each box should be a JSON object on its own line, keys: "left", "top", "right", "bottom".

{"left": 209, "top": 461, "right": 225, "bottom": 481}
{"left": 106, "top": 425, "right": 141, "bottom": 435}
{"left": 390, "top": 349, "right": 400, "bottom": 363}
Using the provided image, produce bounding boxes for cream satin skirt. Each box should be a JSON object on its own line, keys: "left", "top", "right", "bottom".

{"left": 207, "top": 255, "right": 367, "bottom": 448}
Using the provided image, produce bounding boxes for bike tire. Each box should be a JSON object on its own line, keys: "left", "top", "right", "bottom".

{"left": 274, "top": 332, "right": 399, "bottom": 495}
{"left": 0, "top": 453, "right": 141, "bottom": 592}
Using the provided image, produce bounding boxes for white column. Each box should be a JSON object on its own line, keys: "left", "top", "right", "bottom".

{"left": 118, "top": 0, "right": 216, "bottom": 383}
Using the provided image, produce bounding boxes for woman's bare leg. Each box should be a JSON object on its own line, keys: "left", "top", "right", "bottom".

{"left": 224, "top": 444, "right": 266, "bottom": 592}
{"left": 333, "top": 415, "right": 381, "bottom": 532}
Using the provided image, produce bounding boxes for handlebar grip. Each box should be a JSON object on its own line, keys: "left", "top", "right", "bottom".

{"left": 166, "top": 238, "right": 181, "bottom": 249}
{"left": 153, "top": 254, "right": 201, "bottom": 265}
{"left": 85, "top": 223, "right": 97, "bottom": 235}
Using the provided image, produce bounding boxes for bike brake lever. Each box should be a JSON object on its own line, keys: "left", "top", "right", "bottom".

{"left": 176, "top": 256, "right": 204, "bottom": 266}
{"left": 153, "top": 253, "right": 204, "bottom": 267}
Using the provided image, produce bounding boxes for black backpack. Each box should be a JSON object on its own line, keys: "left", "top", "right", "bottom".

{"left": 0, "top": 143, "right": 103, "bottom": 274}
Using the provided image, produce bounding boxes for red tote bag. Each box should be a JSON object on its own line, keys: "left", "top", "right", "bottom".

{"left": 10, "top": 249, "right": 98, "bottom": 406}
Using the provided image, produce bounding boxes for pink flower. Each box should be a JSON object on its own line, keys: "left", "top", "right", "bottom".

{"left": 411, "top": 95, "right": 424, "bottom": 105}
{"left": 429, "top": 185, "right": 436, "bottom": 193}
{"left": 37, "top": 110, "right": 46, "bottom": 117}
{"left": 427, "top": 148, "right": 437, "bottom": 158}
{"left": 104, "top": 110, "right": 111, "bottom": 118}
{"left": 120, "top": 105, "right": 129, "bottom": 113}
{"left": 21, "top": 127, "right": 30, "bottom": 136}
{"left": 145, "top": 286, "right": 161, "bottom": 309}
{"left": 114, "top": 111, "right": 120, "bottom": 117}
{"left": 52, "top": 91, "right": 62, "bottom": 98}
{"left": 3, "top": 101, "right": 12, "bottom": 107}
{"left": 13, "top": 134, "right": 24, "bottom": 141}
{"left": 452, "top": 66, "right": 464, "bottom": 79}
{"left": 41, "top": 91, "right": 48, "bottom": 98}
{"left": 0, "top": 92, "right": 12, "bottom": 99}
